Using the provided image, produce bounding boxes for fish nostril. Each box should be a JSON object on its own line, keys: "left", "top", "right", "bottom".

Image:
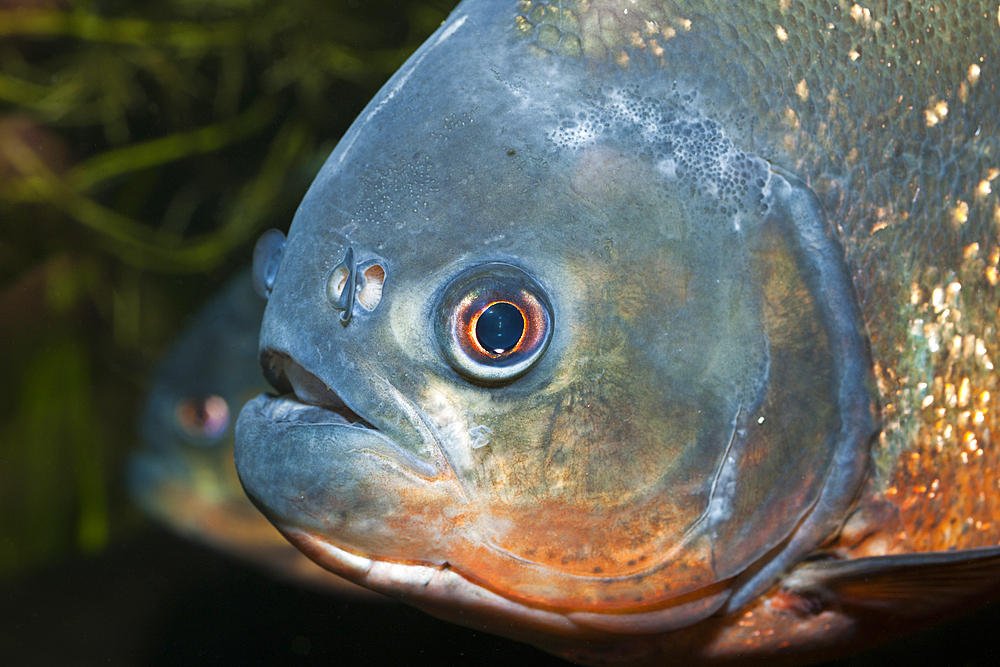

{"left": 327, "top": 246, "right": 357, "bottom": 324}
{"left": 326, "top": 247, "right": 387, "bottom": 323}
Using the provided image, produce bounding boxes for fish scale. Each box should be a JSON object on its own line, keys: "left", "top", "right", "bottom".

{"left": 515, "top": 0, "right": 1000, "bottom": 557}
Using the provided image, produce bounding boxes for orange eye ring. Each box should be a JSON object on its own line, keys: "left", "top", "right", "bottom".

{"left": 435, "top": 264, "right": 553, "bottom": 385}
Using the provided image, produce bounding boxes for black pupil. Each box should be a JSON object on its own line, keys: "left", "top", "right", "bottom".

{"left": 476, "top": 302, "right": 524, "bottom": 354}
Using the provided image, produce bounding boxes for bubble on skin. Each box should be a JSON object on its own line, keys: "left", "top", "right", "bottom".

{"left": 469, "top": 424, "right": 494, "bottom": 449}
{"left": 549, "top": 85, "right": 774, "bottom": 416}
{"left": 547, "top": 86, "right": 773, "bottom": 221}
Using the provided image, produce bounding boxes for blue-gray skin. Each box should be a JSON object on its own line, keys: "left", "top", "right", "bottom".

{"left": 130, "top": 271, "right": 378, "bottom": 596}
{"left": 236, "top": 1, "right": 1000, "bottom": 664}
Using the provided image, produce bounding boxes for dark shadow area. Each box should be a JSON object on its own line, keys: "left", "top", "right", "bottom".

{"left": 3, "top": 528, "right": 998, "bottom": 667}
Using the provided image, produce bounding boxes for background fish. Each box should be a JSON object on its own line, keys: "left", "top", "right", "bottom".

{"left": 131, "top": 270, "right": 380, "bottom": 597}
{"left": 235, "top": 0, "right": 1000, "bottom": 665}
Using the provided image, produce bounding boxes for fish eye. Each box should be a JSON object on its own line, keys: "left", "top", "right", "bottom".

{"left": 174, "top": 395, "right": 230, "bottom": 442}
{"left": 434, "top": 263, "right": 552, "bottom": 384}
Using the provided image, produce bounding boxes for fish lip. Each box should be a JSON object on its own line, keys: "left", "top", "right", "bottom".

{"left": 257, "top": 392, "right": 374, "bottom": 428}
{"left": 237, "top": 392, "right": 444, "bottom": 486}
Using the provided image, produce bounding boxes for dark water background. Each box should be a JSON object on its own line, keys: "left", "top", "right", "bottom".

{"left": 1, "top": 0, "right": 997, "bottom": 665}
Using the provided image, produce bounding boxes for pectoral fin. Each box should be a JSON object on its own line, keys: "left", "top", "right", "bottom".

{"left": 783, "top": 545, "right": 1000, "bottom": 616}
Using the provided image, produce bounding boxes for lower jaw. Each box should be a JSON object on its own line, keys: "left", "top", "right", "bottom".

{"left": 282, "top": 526, "right": 731, "bottom": 643}
{"left": 282, "top": 526, "right": 598, "bottom": 641}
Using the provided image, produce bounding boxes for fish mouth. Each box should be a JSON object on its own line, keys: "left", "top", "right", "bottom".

{"left": 234, "top": 349, "right": 454, "bottom": 546}
{"left": 254, "top": 392, "right": 371, "bottom": 428}
{"left": 257, "top": 350, "right": 376, "bottom": 429}
{"left": 246, "top": 349, "right": 447, "bottom": 483}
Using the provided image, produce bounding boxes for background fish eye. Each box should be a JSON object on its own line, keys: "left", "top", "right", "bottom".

{"left": 174, "top": 395, "right": 231, "bottom": 442}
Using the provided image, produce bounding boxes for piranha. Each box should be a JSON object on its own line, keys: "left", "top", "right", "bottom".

{"left": 234, "top": 0, "right": 1000, "bottom": 663}
{"left": 130, "top": 271, "right": 378, "bottom": 596}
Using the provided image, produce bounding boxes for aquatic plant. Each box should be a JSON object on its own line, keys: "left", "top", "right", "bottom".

{"left": 0, "top": 0, "right": 449, "bottom": 577}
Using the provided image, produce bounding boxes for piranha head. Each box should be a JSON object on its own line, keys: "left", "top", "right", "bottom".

{"left": 235, "top": 0, "right": 877, "bottom": 656}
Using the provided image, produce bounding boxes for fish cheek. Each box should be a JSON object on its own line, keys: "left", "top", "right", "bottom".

{"left": 445, "top": 168, "right": 872, "bottom": 613}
